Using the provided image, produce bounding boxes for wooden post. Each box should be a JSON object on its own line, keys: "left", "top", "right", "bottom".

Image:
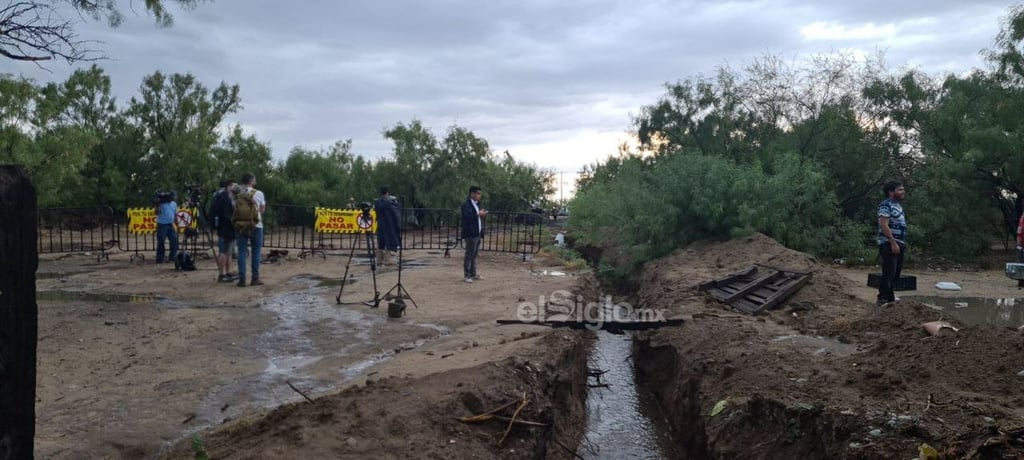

{"left": 0, "top": 166, "right": 38, "bottom": 460}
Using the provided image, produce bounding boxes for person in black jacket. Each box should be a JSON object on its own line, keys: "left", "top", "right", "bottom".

{"left": 375, "top": 186, "right": 402, "bottom": 266}
{"left": 461, "top": 186, "right": 487, "bottom": 283}
{"left": 209, "top": 180, "right": 239, "bottom": 282}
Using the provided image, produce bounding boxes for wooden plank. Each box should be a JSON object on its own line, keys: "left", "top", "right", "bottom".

{"left": 698, "top": 266, "right": 758, "bottom": 292}
{"left": 751, "top": 272, "right": 813, "bottom": 314}
{"left": 723, "top": 271, "right": 784, "bottom": 302}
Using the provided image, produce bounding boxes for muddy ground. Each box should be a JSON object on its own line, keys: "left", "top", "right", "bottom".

{"left": 635, "top": 234, "right": 1024, "bottom": 459}
{"left": 34, "top": 244, "right": 588, "bottom": 459}
{"left": 35, "top": 231, "right": 1024, "bottom": 459}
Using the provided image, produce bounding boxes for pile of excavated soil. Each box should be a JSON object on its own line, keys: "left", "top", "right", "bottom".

{"left": 633, "top": 234, "right": 1024, "bottom": 459}
{"left": 165, "top": 331, "right": 590, "bottom": 460}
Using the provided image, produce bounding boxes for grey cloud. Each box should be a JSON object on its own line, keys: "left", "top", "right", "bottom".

{"left": 5, "top": 0, "right": 1015, "bottom": 167}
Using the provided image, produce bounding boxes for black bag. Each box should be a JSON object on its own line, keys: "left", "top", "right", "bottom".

{"left": 174, "top": 251, "right": 197, "bottom": 271}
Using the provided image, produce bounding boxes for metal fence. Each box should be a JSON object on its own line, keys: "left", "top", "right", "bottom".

{"left": 37, "top": 206, "right": 119, "bottom": 260}
{"left": 37, "top": 205, "right": 547, "bottom": 259}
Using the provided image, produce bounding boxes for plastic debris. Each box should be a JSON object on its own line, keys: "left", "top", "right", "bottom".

{"left": 922, "top": 321, "right": 960, "bottom": 336}
{"left": 934, "top": 282, "right": 961, "bottom": 291}
{"left": 710, "top": 399, "right": 728, "bottom": 417}
{"left": 918, "top": 443, "right": 939, "bottom": 459}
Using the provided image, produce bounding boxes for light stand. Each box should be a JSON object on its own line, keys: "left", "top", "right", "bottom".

{"left": 382, "top": 243, "right": 418, "bottom": 317}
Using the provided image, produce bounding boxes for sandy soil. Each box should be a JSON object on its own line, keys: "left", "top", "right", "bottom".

{"left": 33, "top": 244, "right": 586, "bottom": 459}
{"left": 633, "top": 234, "right": 1024, "bottom": 459}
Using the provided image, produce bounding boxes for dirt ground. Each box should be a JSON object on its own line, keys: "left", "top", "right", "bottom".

{"left": 33, "top": 244, "right": 588, "bottom": 459}
{"left": 634, "top": 233, "right": 1024, "bottom": 459}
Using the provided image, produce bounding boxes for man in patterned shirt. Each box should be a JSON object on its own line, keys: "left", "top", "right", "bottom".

{"left": 877, "top": 181, "right": 907, "bottom": 306}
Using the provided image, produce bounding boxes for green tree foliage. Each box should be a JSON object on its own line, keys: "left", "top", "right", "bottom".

{"left": 574, "top": 6, "right": 1024, "bottom": 277}
{"left": 0, "top": 67, "right": 550, "bottom": 214}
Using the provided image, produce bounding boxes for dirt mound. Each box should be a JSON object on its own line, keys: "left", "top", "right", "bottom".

{"left": 167, "top": 332, "right": 590, "bottom": 460}
{"left": 639, "top": 233, "right": 862, "bottom": 321}
{"left": 827, "top": 301, "right": 1024, "bottom": 406}
{"left": 631, "top": 234, "right": 1024, "bottom": 459}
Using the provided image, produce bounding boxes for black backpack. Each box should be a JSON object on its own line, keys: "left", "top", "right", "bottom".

{"left": 210, "top": 191, "right": 233, "bottom": 230}
{"left": 174, "top": 251, "right": 197, "bottom": 271}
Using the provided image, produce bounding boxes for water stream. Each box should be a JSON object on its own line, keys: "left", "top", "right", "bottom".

{"left": 577, "top": 297, "right": 668, "bottom": 459}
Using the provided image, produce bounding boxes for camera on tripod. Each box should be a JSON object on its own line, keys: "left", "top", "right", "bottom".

{"left": 153, "top": 189, "right": 176, "bottom": 205}
{"left": 184, "top": 185, "right": 204, "bottom": 208}
{"left": 359, "top": 201, "right": 373, "bottom": 219}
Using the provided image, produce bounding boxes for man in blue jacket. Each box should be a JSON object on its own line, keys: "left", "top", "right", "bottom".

{"left": 461, "top": 186, "right": 487, "bottom": 283}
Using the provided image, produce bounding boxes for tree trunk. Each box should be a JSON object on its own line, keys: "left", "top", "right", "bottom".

{"left": 0, "top": 166, "right": 38, "bottom": 460}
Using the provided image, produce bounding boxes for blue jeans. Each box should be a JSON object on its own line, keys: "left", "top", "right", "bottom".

{"left": 237, "top": 227, "right": 263, "bottom": 281}
{"left": 156, "top": 223, "right": 178, "bottom": 263}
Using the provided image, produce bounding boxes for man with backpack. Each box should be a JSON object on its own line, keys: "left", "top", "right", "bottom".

{"left": 233, "top": 173, "right": 266, "bottom": 287}
{"left": 210, "top": 179, "right": 239, "bottom": 282}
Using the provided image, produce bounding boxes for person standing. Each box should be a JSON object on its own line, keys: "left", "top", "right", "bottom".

{"left": 877, "top": 181, "right": 907, "bottom": 306}
{"left": 154, "top": 191, "right": 178, "bottom": 264}
{"left": 1016, "top": 210, "right": 1024, "bottom": 287}
{"left": 210, "top": 180, "right": 238, "bottom": 282}
{"left": 234, "top": 173, "right": 266, "bottom": 287}
{"left": 461, "top": 186, "right": 487, "bottom": 283}
{"left": 375, "top": 186, "right": 402, "bottom": 266}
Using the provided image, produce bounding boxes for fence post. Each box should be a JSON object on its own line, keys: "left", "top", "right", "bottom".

{"left": 0, "top": 166, "right": 38, "bottom": 460}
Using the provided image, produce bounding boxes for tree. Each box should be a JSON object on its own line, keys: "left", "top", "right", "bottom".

{"left": 125, "top": 71, "right": 241, "bottom": 197}
{"left": 0, "top": 0, "right": 204, "bottom": 63}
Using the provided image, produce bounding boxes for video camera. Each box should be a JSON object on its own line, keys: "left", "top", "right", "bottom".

{"left": 359, "top": 201, "right": 373, "bottom": 219}
{"left": 153, "top": 189, "right": 176, "bottom": 205}
{"left": 184, "top": 185, "right": 204, "bottom": 208}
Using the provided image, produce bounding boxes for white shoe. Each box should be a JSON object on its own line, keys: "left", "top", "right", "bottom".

{"left": 464, "top": 277, "right": 474, "bottom": 283}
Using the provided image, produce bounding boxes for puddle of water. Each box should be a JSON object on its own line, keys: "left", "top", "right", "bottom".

{"left": 902, "top": 296, "right": 1024, "bottom": 327}
{"left": 580, "top": 331, "right": 668, "bottom": 459}
{"left": 184, "top": 275, "right": 452, "bottom": 442}
{"left": 37, "top": 290, "right": 164, "bottom": 303}
{"left": 532, "top": 269, "right": 567, "bottom": 277}
{"left": 293, "top": 274, "right": 358, "bottom": 288}
{"left": 37, "top": 271, "right": 90, "bottom": 279}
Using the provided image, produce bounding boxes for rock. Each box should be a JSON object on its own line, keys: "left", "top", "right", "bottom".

{"left": 869, "top": 429, "right": 882, "bottom": 437}
{"left": 984, "top": 417, "right": 995, "bottom": 423}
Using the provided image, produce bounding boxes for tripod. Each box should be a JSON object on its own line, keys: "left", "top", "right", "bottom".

{"left": 183, "top": 192, "right": 217, "bottom": 261}
{"left": 382, "top": 244, "right": 419, "bottom": 316}
{"left": 335, "top": 226, "right": 381, "bottom": 308}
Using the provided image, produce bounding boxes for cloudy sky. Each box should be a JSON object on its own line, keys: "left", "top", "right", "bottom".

{"left": 4, "top": 0, "right": 1016, "bottom": 195}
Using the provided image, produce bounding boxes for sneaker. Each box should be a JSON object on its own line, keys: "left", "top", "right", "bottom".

{"left": 473, "top": 275, "right": 483, "bottom": 281}
{"left": 464, "top": 277, "right": 474, "bottom": 283}
{"left": 217, "top": 275, "right": 231, "bottom": 283}
{"left": 237, "top": 279, "right": 246, "bottom": 287}
{"left": 250, "top": 278, "right": 264, "bottom": 286}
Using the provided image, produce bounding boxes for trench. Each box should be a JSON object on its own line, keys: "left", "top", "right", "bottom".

{"left": 574, "top": 296, "right": 673, "bottom": 459}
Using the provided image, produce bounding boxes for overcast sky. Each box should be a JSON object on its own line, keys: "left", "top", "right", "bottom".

{"left": 3, "top": 0, "right": 1016, "bottom": 195}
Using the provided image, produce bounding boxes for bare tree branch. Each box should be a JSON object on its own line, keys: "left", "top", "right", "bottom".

{"left": 0, "top": 1, "right": 101, "bottom": 63}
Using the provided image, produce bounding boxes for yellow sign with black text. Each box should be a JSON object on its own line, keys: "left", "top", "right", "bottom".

{"left": 126, "top": 207, "right": 198, "bottom": 235}
{"left": 314, "top": 207, "right": 377, "bottom": 234}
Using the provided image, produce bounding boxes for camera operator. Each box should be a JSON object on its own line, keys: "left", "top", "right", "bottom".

{"left": 154, "top": 190, "right": 179, "bottom": 264}
{"left": 375, "top": 186, "right": 402, "bottom": 266}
